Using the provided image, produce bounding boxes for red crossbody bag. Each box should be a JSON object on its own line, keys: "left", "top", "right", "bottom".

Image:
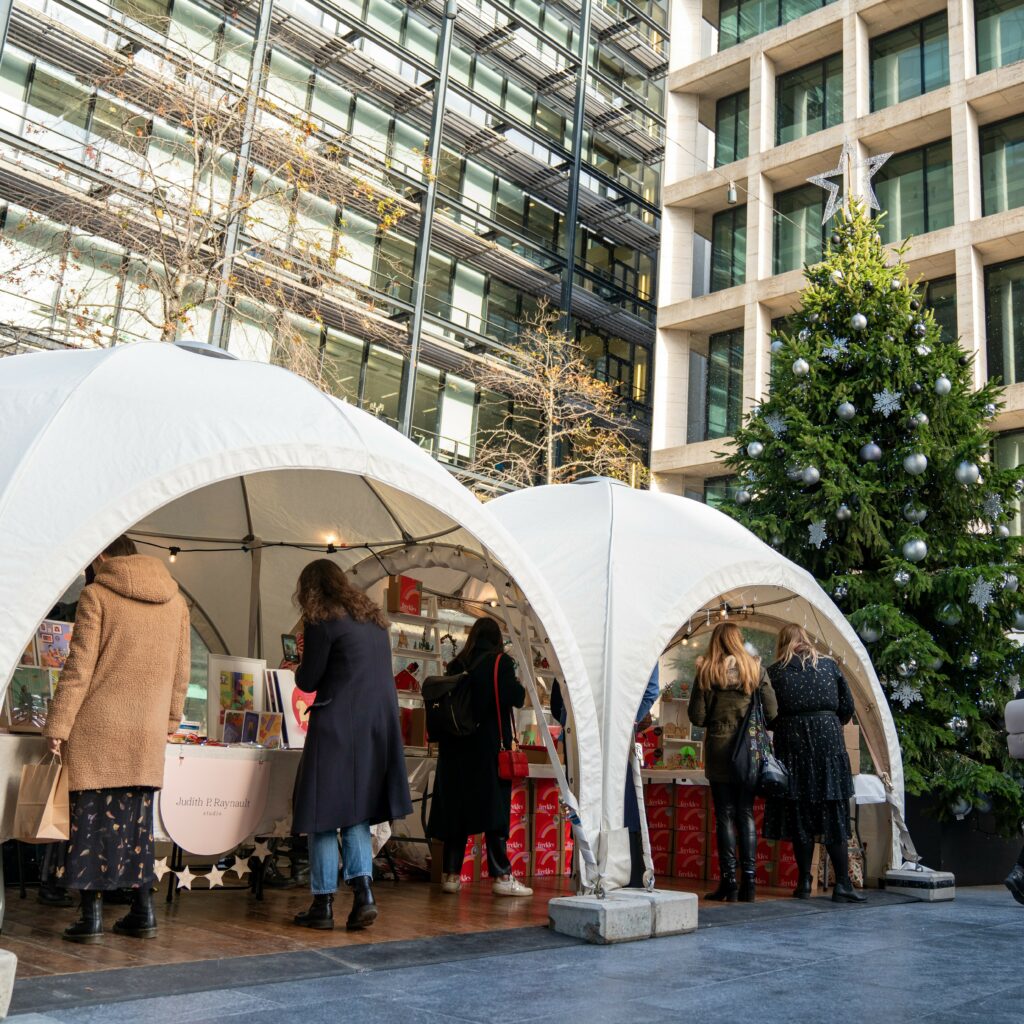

{"left": 494, "top": 655, "right": 529, "bottom": 781}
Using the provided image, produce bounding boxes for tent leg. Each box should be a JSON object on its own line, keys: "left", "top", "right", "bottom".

{"left": 247, "top": 540, "right": 262, "bottom": 659}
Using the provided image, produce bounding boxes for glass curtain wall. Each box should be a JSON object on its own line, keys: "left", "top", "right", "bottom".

{"left": 870, "top": 14, "right": 949, "bottom": 111}
{"left": 985, "top": 258, "right": 1024, "bottom": 385}
{"left": 704, "top": 476, "right": 739, "bottom": 507}
{"left": 873, "top": 139, "right": 954, "bottom": 242}
{"left": 710, "top": 207, "right": 747, "bottom": 291}
{"left": 977, "top": 0, "right": 1024, "bottom": 73}
{"left": 994, "top": 429, "right": 1024, "bottom": 533}
{"left": 718, "top": 0, "right": 834, "bottom": 51}
{"left": 925, "top": 276, "right": 958, "bottom": 342}
{"left": 715, "top": 91, "right": 749, "bottom": 167}
{"left": 773, "top": 184, "right": 825, "bottom": 274}
{"left": 705, "top": 328, "right": 744, "bottom": 439}
{"left": 776, "top": 54, "right": 843, "bottom": 145}
{"left": 981, "top": 114, "right": 1024, "bottom": 214}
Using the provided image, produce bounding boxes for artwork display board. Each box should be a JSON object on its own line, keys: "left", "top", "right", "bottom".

{"left": 206, "top": 655, "right": 266, "bottom": 741}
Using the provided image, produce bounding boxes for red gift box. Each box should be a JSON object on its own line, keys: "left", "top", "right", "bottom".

{"left": 756, "top": 839, "right": 774, "bottom": 865}
{"left": 533, "top": 848, "right": 560, "bottom": 876}
{"left": 754, "top": 797, "right": 766, "bottom": 829}
{"left": 675, "top": 800, "right": 706, "bottom": 831}
{"left": 675, "top": 784, "right": 707, "bottom": 809}
{"left": 461, "top": 836, "right": 478, "bottom": 883}
{"left": 646, "top": 803, "right": 674, "bottom": 830}
{"left": 652, "top": 850, "right": 671, "bottom": 876}
{"left": 508, "top": 850, "right": 531, "bottom": 877}
{"left": 672, "top": 831, "right": 707, "bottom": 879}
{"left": 533, "top": 780, "right": 560, "bottom": 816}
{"left": 774, "top": 857, "right": 801, "bottom": 889}
{"left": 533, "top": 811, "right": 560, "bottom": 852}
{"left": 756, "top": 862, "right": 773, "bottom": 886}
{"left": 510, "top": 782, "right": 529, "bottom": 823}
{"left": 648, "top": 828, "right": 672, "bottom": 853}
{"left": 387, "top": 574, "right": 422, "bottom": 616}
{"left": 776, "top": 841, "right": 797, "bottom": 867}
{"left": 507, "top": 820, "right": 528, "bottom": 857}
{"left": 645, "top": 783, "right": 673, "bottom": 808}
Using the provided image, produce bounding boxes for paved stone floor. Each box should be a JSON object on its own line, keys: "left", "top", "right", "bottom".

{"left": 8, "top": 887, "right": 1022, "bottom": 1024}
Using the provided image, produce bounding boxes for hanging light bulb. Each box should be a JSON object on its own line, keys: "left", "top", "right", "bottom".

{"left": 727, "top": 181, "right": 738, "bottom": 205}
{"left": 719, "top": 603, "right": 728, "bottom": 619}
{"left": 681, "top": 635, "right": 689, "bottom": 647}
{"left": 168, "top": 546, "right": 180, "bottom": 564}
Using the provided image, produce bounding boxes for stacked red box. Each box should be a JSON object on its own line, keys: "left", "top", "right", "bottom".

{"left": 672, "top": 830, "right": 707, "bottom": 879}
{"left": 652, "top": 849, "right": 671, "bottom": 875}
{"left": 755, "top": 839, "right": 774, "bottom": 865}
{"left": 706, "top": 842, "right": 720, "bottom": 881}
{"left": 461, "top": 836, "right": 478, "bottom": 883}
{"left": 533, "top": 780, "right": 560, "bottom": 816}
{"left": 674, "top": 785, "right": 708, "bottom": 831}
{"left": 510, "top": 781, "right": 529, "bottom": 824}
{"left": 753, "top": 796, "right": 766, "bottom": 831}
{"left": 773, "top": 841, "right": 800, "bottom": 889}
{"left": 563, "top": 820, "right": 574, "bottom": 876}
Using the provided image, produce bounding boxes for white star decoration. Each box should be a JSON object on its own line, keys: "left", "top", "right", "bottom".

{"left": 232, "top": 859, "right": 251, "bottom": 879}
{"left": 205, "top": 866, "right": 226, "bottom": 888}
{"left": 175, "top": 865, "right": 196, "bottom": 890}
{"left": 968, "top": 576, "right": 996, "bottom": 614}
{"left": 153, "top": 857, "right": 170, "bottom": 881}
{"left": 808, "top": 520, "right": 828, "bottom": 549}
{"left": 251, "top": 840, "right": 272, "bottom": 860}
{"left": 807, "top": 139, "right": 892, "bottom": 224}
{"left": 271, "top": 816, "right": 291, "bottom": 838}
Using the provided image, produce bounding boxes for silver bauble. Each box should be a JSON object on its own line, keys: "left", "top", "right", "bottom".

{"left": 792, "top": 357, "right": 810, "bottom": 376}
{"left": 858, "top": 622, "right": 883, "bottom": 643}
{"left": 836, "top": 401, "right": 856, "bottom": 421}
{"left": 798, "top": 328, "right": 810, "bottom": 341}
{"left": 747, "top": 440, "right": 764, "bottom": 459}
{"left": 950, "top": 797, "right": 972, "bottom": 819}
{"left": 770, "top": 339, "right": 785, "bottom": 354}
{"left": 809, "top": 313, "right": 820, "bottom": 323}
{"left": 936, "top": 602, "right": 962, "bottom": 626}
{"left": 934, "top": 374, "right": 952, "bottom": 396}
{"left": 860, "top": 442, "right": 883, "bottom": 462}
{"left": 913, "top": 322, "right": 927, "bottom": 336}
{"left": 836, "top": 504, "right": 852, "bottom": 522}
{"left": 893, "top": 569, "right": 911, "bottom": 587}
{"left": 903, "top": 452, "right": 928, "bottom": 476}
{"left": 833, "top": 583, "right": 849, "bottom": 600}
{"left": 891, "top": 278, "right": 901, "bottom": 290}
{"left": 902, "top": 538, "right": 928, "bottom": 562}
{"left": 897, "top": 659, "right": 918, "bottom": 678}
{"left": 831, "top": 269, "right": 844, "bottom": 284}
{"left": 915, "top": 344, "right": 932, "bottom": 357}
{"left": 850, "top": 313, "right": 868, "bottom": 331}
{"left": 914, "top": 412, "right": 929, "bottom": 427}
{"left": 801, "top": 466, "right": 821, "bottom": 486}
{"left": 968, "top": 651, "right": 980, "bottom": 669}
{"left": 984, "top": 403, "right": 997, "bottom": 418}
{"left": 770, "top": 534, "right": 784, "bottom": 547}
{"left": 736, "top": 489, "right": 752, "bottom": 505}
{"left": 1013, "top": 610, "right": 1024, "bottom": 631}
{"left": 954, "top": 460, "right": 980, "bottom": 485}
{"left": 929, "top": 657, "right": 944, "bottom": 671}
{"left": 1016, "top": 479, "right": 1024, "bottom": 495}
{"left": 996, "top": 524, "right": 1011, "bottom": 539}
{"left": 1004, "top": 573, "right": 1019, "bottom": 593}
{"left": 949, "top": 716, "right": 968, "bottom": 739}
{"left": 786, "top": 465, "right": 803, "bottom": 482}
{"left": 975, "top": 794, "right": 993, "bottom": 814}
{"left": 902, "top": 503, "right": 928, "bottom": 524}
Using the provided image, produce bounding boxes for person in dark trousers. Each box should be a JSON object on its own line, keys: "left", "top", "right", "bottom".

{"left": 1004, "top": 686, "right": 1024, "bottom": 905}
{"left": 428, "top": 616, "right": 531, "bottom": 897}
{"left": 688, "top": 622, "right": 777, "bottom": 903}
{"left": 625, "top": 665, "right": 661, "bottom": 888}
{"left": 291, "top": 560, "right": 412, "bottom": 931}
{"left": 764, "top": 624, "right": 865, "bottom": 903}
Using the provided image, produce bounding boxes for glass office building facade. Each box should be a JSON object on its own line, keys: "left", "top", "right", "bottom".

{"left": 0, "top": 0, "right": 665, "bottom": 485}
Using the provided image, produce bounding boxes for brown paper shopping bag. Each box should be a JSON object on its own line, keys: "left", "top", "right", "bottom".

{"left": 13, "top": 754, "right": 70, "bottom": 843}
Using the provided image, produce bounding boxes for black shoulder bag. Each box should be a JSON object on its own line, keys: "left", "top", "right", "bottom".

{"left": 422, "top": 654, "right": 487, "bottom": 739}
{"left": 731, "top": 688, "right": 790, "bottom": 797}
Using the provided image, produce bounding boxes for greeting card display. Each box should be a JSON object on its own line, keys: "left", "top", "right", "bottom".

{"left": 222, "top": 710, "right": 246, "bottom": 744}
{"left": 257, "top": 712, "right": 283, "bottom": 749}
{"left": 37, "top": 621, "right": 73, "bottom": 669}
{"left": 206, "top": 655, "right": 265, "bottom": 740}
{"left": 241, "top": 711, "right": 260, "bottom": 745}
{"left": 267, "top": 669, "right": 311, "bottom": 750}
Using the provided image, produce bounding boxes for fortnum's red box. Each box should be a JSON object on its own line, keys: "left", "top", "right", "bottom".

{"left": 645, "top": 783, "right": 673, "bottom": 808}
{"left": 756, "top": 839, "right": 774, "bottom": 865}
{"left": 533, "top": 811, "right": 560, "bottom": 853}
{"left": 532, "top": 848, "right": 560, "bottom": 876}
{"left": 652, "top": 849, "right": 671, "bottom": 876}
{"left": 672, "top": 831, "right": 707, "bottom": 879}
{"left": 510, "top": 782, "right": 529, "bottom": 823}
{"left": 508, "top": 850, "right": 531, "bottom": 877}
{"left": 648, "top": 828, "right": 673, "bottom": 854}
{"left": 507, "top": 820, "right": 528, "bottom": 857}
{"left": 533, "top": 780, "right": 560, "bottom": 816}
{"left": 646, "top": 802, "right": 674, "bottom": 830}
{"left": 774, "top": 857, "right": 801, "bottom": 889}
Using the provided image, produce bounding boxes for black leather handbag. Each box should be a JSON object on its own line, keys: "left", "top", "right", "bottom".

{"left": 732, "top": 690, "right": 790, "bottom": 797}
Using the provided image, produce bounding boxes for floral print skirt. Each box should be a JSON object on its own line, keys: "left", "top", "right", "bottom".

{"left": 64, "top": 787, "right": 156, "bottom": 891}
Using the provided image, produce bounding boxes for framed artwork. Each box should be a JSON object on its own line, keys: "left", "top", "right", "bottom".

{"left": 241, "top": 711, "right": 260, "bottom": 745}
{"left": 206, "top": 655, "right": 266, "bottom": 741}
{"left": 222, "top": 710, "right": 245, "bottom": 744}
{"left": 37, "top": 620, "right": 73, "bottom": 669}
{"left": 5, "top": 667, "right": 58, "bottom": 732}
{"left": 258, "top": 712, "right": 283, "bottom": 749}
{"left": 270, "top": 669, "right": 312, "bottom": 750}
{"left": 19, "top": 637, "right": 38, "bottom": 667}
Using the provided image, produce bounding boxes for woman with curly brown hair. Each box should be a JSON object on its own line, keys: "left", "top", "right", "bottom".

{"left": 290, "top": 560, "right": 412, "bottom": 931}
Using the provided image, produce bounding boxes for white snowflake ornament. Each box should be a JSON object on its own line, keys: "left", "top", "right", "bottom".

{"left": 822, "top": 337, "right": 849, "bottom": 361}
{"left": 968, "top": 576, "right": 996, "bottom": 614}
{"left": 808, "top": 520, "right": 828, "bottom": 549}
{"left": 762, "top": 412, "right": 787, "bottom": 438}
{"left": 892, "top": 682, "right": 923, "bottom": 709}
{"left": 983, "top": 493, "right": 1004, "bottom": 521}
{"left": 872, "top": 388, "right": 903, "bottom": 418}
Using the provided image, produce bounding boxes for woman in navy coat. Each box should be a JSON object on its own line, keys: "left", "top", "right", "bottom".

{"left": 291, "top": 560, "right": 412, "bottom": 931}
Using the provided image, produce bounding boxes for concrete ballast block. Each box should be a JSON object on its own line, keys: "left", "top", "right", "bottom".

{"left": 627, "top": 889, "right": 699, "bottom": 936}
{"left": 0, "top": 948, "right": 16, "bottom": 1018}
{"left": 548, "top": 893, "right": 652, "bottom": 944}
{"left": 885, "top": 866, "right": 956, "bottom": 902}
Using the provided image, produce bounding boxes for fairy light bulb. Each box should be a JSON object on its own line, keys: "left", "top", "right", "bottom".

{"left": 168, "top": 547, "right": 180, "bottom": 564}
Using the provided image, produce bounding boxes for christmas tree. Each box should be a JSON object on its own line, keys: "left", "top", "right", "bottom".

{"left": 723, "top": 201, "right": 1024, "bottom": 833}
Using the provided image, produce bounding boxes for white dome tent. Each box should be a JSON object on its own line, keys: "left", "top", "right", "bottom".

{"left": 489, "top": 478, "right": 910, "bottom": 887}
{"left": 0, "top": 343, "right": 601, "bottom": 876}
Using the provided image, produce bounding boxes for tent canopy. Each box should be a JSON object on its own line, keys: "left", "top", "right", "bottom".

{"left": 489, "top": 478, "right": 903, "bottom": 869}
{"left": 0, "top": 343, "right": 600, "bottom": 845}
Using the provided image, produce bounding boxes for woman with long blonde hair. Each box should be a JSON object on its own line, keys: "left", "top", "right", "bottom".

{"left": 764, "top": 624, "right": 864, "bottom": 903}
{"left": 688, "top": 622, "right": 777, "bottom": 902}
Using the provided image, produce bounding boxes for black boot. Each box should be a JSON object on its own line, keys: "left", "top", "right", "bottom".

{"left": 704, "top": 872, "right": 738, "bottom": 901}
{"left": 113, "top": 887, "right": 157, "bottom": 938}
{"left": 832, "top": 878, "right": 867, "bottom": 903}
{"left": 1004, "top": 864, "right": 1024, "bottom": 906}
{"left": 294, "top": 893, "right": 334, "bottom": 929}
{"left": 63, "top": 891, "right": 102, "bottom": 944}
{"left": 738, "top": 870, "right": 756, "bottom": 903}
{"left": 792, "top": 839, "right": 814, "bottom": 900}
{"left": 37, "top": 883, "right": 74, "bottom": 907}
{"left": 827, "top": 841, "right": 866, "bottom": 903}
{"left": 792, "top": 874, "right": 813, "bottom": 899}
{"left": 346, "top": 876, "right": 378, "bottom": 931}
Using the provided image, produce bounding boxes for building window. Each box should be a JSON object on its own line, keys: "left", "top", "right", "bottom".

{"left": 994, "top": 430, "right": 1024, "bottom": 533}
{"left": 870, "top": 14, "right": 949, "bottom": 111}
{"left": 773, "top": 184, "right": 825, "bottom": 275}
{"left": 986, "top": 258, "right": 1024, "bottom": 385}
{"left": 706, "top": 329, "right": 744, "bottom": 439}
{"left": 977, "top": 0, "right": 1024, "bottom": 73}
{"left": 718, "top": 0, "right": 834, "bottom": 51}
{"left": 710, "top": 207, "right": 747, "bottom": 292}
{"left": 704, "top": 475, "right": 739, "bottom": 508}
{"left": 981, "top": 114, "right": 1024, "bottom": 215}
{"left": 873, "top": 139, "right": 954, "bottom": 243}
{"left": 776, "top": 54, "right": 842, "bottom": 145}
{"left": 715, "top": 91, "right": 749, "bottom": 167}
{"left": 924, "top": 276, "right": 958, "bottom": 342}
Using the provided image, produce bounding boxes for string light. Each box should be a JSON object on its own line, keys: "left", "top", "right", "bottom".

{"left": 168, "top": 546, "right": 180, "bottom": 564}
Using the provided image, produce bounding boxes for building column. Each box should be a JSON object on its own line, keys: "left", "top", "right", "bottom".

{"left": 955, "top": 245, "right": 987, "bottom": 387}
{"left": 652, "top": 327, "right": 692, "bottom": 454}
{"left": 843, "top": 11, "right": 870, "bottom": 124}
{"left": 745, "top": 171, "right": 772, "bottom": 286}
{"left": 669, "top": 0, "right": 706, "bottom": 72}
{"left": 950, "top": 101, "right": 980, "bottom": 225}
{"left": 743, "top": 301, "right": 771, "bottom": 415}
{"left": 660, "top": 206, "right": 697, "bottom": 305}
{"left": 948, "top": 0, "right": 976, "bottom": 82}
{"left": 749, "top": 51, "right": 774, "bottom": 158}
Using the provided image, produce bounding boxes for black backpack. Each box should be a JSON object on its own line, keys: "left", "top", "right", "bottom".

{"left": 421, "top": 654, "right": 489, "bottom": 739}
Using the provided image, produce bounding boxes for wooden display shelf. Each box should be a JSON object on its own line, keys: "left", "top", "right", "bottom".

{"left": 392, "top": 647, "right": 441, "bottom": 660}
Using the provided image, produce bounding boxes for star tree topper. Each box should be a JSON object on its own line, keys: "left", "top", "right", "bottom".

{"left": 807, "top": 139, "right": 892, "bottom": 224}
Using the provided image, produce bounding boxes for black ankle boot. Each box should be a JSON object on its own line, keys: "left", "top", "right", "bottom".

{"left": 704, "top": 873, "right": 739, "bottom": 902}
{"left": 832, "top": 877, "right": 867, "bottom": 903}
{"left": 738, "top": 871, "right": 756, "bottom": 903}
{"left": 792, "top": 874, "right": 812, "bottom": 899}
{"left": 63, "top": 891, "right": 102, "bottom": 944}
{"left": 294, "top": 893, "right": 334, "bottom": 929}
{"left": 1005, "top": 864, "right": 1024, "bottom": 906}
{"left": 113, "top": 887, "right": 157, "bottom": 938}
{"left": 346, "top": 876, "right": 378, "bottom": 931}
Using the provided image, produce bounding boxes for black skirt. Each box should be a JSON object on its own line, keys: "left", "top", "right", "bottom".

{"left": 62, "top": 787, "right": 156, "bottom": 891}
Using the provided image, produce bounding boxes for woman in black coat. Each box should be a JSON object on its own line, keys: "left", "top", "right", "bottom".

{"left": 764, "top": 624, "right": 865, "bottom": 903}
{"left": 291, "top": 560, "right": 412, "bottom": 931}
{"left": 427, "top": 616, "right": 531, "bottom": 897}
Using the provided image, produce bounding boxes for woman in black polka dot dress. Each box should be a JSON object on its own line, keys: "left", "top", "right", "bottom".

{"left": 764, "top": 624, "right": 865, "bottom": 903}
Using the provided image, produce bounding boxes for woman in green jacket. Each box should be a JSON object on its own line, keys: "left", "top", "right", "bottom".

{"left": 688, "top": 622, "right": 777, "bottom": 902}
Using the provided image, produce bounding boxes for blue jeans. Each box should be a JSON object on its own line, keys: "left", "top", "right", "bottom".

{"left": 309, "top": 822, "right": 373, "bottom": 895}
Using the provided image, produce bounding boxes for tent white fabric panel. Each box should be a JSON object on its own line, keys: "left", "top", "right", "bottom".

{"left": 0, "top": 344, "right": 601, "bottom": 849}
{"left": 490, "top": 479, "right": 904, "bottom": 879}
